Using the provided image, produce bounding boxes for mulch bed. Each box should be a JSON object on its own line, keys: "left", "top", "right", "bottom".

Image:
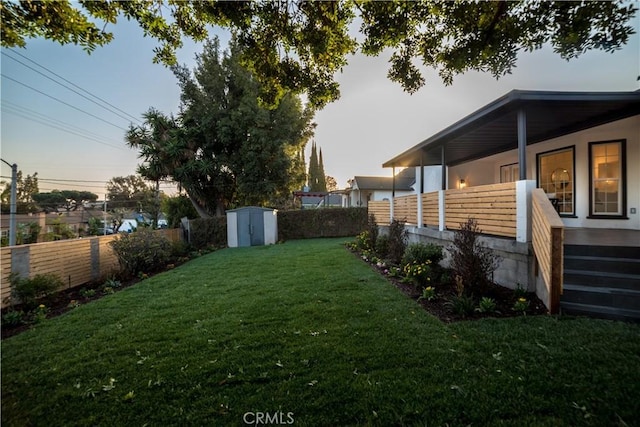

{"left": 348, "top": 248, "right": 548, "bottom": 323}
{"left": 1, "top": 274, "right": 146, "bottom": 340}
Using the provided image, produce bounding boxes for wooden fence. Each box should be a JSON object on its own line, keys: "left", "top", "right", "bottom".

{"left": 393, "top": 195, "right": 418, "bottom": 224}
{"left": 368, "top": 201, "right": 390, "bottom": 224}
{"left": 531, "top": 188, "right": 564, "bottom": 314}
{"left": 1, "top": 228, "right": 182, "bottom": 307}
{"left": 422, "top": 192, "right": 439, "bottom": 227}
{"left": 444, "top": 182, "right": 517, "bottom": 237}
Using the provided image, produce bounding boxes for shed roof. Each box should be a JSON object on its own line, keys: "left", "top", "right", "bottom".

{"left": 383, "top": 90, "right": 640, "bottom": 168}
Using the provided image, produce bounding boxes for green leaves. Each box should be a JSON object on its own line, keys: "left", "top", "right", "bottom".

{"left": 128, "top": 38, "right": 313, "bottom": 216}
{"left": 2, "top": 1, "right": 635, "bottom": 107}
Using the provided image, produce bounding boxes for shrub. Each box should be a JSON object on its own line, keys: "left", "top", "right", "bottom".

{"left": 162, "top": 195, "right": 199, "bottom": 228}
{"left": 374, "top": 234, "right": 390, "bottom": 259}
{"left": 8, "top": 273, "right": 63, "bottom": 309}
{"left": 419, "top": 286, "right": 437, "bottom": 301}
{"left": 446, "top": 294, "right": 476, "bottom": 317}
{"left": 402, "top": 242, "right": 443, "bottom": 267}
{"left": 278, "top": 207, "right": 368, "bottom": 240}
{"left": 513, "top": 297, "right": 529, "bottom": 314}
{"left": 189, "top": 217, "right": 227, "bottom": 249}
{"left": 366, "top": 214, "right": 379, "bottom": 250}
{"left": 109, "top": 228, "right": 172, "bottom": 277}
{"left": 170, "top": 239, "right": 191, "bottom": 259}
{"left": 403, "top": 261, "right": 433, "bottom": 289}
{"left": 476, "top": 297, "right": 497, "bottom": 314}
{"left": 353, "top": 231, "right": 372, "bottom": 251}
{"left": 2, "top": 310, "right": 25, "bottom": 326}
{"left": 386, "top": 219, "right": 408, "bottom": 265}
{"left": 449, "top": 218, "right": 501, "bottom": 295}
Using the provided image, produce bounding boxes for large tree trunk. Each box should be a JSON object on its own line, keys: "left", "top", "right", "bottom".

{"left": 186, "top": 192, "right": 211, "bottom": 218}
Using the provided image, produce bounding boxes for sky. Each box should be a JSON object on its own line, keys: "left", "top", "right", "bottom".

{"left": 1, "top": 8, "right": 639, "bottom": 198}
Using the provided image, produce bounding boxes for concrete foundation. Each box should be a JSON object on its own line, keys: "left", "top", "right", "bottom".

{"left": 382, "top": 225, "right": 536, "bottom": 292}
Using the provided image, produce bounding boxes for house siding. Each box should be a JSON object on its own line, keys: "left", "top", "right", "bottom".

{"left": 448, "top": 115, "right": 640, "bottom": 230}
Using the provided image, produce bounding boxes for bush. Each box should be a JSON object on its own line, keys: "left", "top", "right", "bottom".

{"left": 374, "top": 234, "right": 390, "bottom": 259}
{"left": 476, "top": 296, "right": 497, "bottom": 314}
{"left": 109, "top": 229, "right": 172, "bottom": 277}
{"left": 386, "top": 219, "right": 408, "bottom": 265}
{"left": 189, "top": 217, "right": 227, "bottom": 249}
{"left": 366, "top": 213, "right": 378, "bottom": 250}
{"left": 403, "top": 261, "right": 434, "bottom": 289}
{"left": 449, "top": 218, "right": 501, "bottom": 295}
{"left": 353, "top": 231, "right": 372, "bottom": 251}
{"left": 401, "top": 243, "right": 443, "bottom": 267}
{"left": 8, "top": 273, "right": 63, "bottom": 309}
{"left": 162, "top": 195, "right": 199, "bottom": 228}
{"left": 446, "top": 294, "right": 476, "bottom": 318}
{"left": 2, "top": 310, "right": 25, "bottom": 326}
{"left": 278, "top": 208, "right": 367, "bottom": 240}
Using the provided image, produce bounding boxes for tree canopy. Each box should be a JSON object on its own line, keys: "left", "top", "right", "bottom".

{"left": 1, "top": 170, "right": 39, "bottom": 214}
{"left": 2, "top": 1, "right": 636, "bottom": 108}
{"left": 32, "top": 190, "right": 98, "bottom": 212}
{"left": 127, "top": 38, "right": 313, "bottom": 217}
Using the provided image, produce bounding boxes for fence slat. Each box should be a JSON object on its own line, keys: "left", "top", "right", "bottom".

{"left": 1, "top": 229, "right": 182, "bottom": 308}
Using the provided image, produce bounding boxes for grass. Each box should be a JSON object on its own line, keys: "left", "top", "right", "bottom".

{"left": 2, "top": 238, "right": 639, "bottom": 426}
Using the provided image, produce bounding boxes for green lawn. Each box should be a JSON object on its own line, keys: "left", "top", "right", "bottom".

{"left": 2, "top": 238, "right": 639, "bottom": 426}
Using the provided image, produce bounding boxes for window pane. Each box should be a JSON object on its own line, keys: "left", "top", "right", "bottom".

{"left": 591, "top": 141, "right": 622, "bottom": 215}
{"left": 538, "top": 148, "right": 574, "bottom": 215}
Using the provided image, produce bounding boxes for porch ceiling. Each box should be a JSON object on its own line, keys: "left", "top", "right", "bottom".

{"left": 383, "top": 90, "right": 640, "bottom": 168}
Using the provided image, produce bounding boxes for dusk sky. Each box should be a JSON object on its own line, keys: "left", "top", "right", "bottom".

{"left": 1, "top": 11, "right": 638, "bottom": 197}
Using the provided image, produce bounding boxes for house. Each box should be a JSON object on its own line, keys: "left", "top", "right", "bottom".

{"left": 346, "top": 167, "right": 417, "bottom": 208}
{"left": 378, "top": 89, "right": 640, "bottom": 320}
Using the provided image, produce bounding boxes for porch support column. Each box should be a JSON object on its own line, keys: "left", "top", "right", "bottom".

{"left": 516, "top": 180, "right": 536, "bottom": 242}
{"left": 439, "top": 145, "right": 446, "bottom": 231}
{"left": 440, "top": 145, "right": 447, "bottom": 190}
{"left": 518, "top": 109, "right": 527, "bottom": 180}
{"left": 390, "top": 166, "right": 395, "bottom": 222}
{"left": 417, "top": 155, "right": 424, "bottom": 228}
{"left": 438, "top": 190, "right": 446, "bottom": 232}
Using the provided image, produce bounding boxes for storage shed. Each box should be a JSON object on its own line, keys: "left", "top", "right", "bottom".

{"left": 226, "top": 207, "right": 278, "bottom": 247}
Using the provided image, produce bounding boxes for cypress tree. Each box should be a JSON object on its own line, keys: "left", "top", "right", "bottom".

{"left": 318, "top": 148, "right": 327, "bottom": 192}
{"left": 308, "top": 141, "right": 319, "bottom": 191}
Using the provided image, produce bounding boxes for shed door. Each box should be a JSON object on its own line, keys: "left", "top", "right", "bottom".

{"left": 250, "top": 211, "right": 264, "bottom": 246}
{"left": 237, "top": 212, "right": 251, "bottom": 247}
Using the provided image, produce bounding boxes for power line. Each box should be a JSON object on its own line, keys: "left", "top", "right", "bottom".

{"left": 2, "top": 51, "right": 138, "bottom": 125}
{"left": 5, "top": 48, "right": 142, "bottom": 124}
{"left": 2, "top": 108, "right": 128, "bottom": 151}
{"left": 2, "top": 100, "right": 127, "bottom": 149}
{"left": 2, "top": 99, "right": 121, "bottom": 143}
{"left": 1, "top": 73, "right": 128, "bottom": 131}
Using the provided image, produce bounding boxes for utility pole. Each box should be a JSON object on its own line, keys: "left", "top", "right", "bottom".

{"left": 1, "top": 159, "right": 18, "bottom": 246}
{"left": 103, "top": 194, "right": 107, "bottom": 236}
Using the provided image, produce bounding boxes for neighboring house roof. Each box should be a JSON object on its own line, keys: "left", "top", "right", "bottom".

{"left": 383, "top": 89, "right": 640, "bottom": 168}
{"left": 352, "top": 168, "right": 415, "bottom": 191}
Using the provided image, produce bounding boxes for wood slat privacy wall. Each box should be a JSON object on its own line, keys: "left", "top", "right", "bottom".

{"left": 1, "top": 228, "right": 182, "bottom": 307}
{"left": 444, "top": 182, "right": 517, "bottom": 237}
{"left": 368, "top": 201, "right": 390, "bottom": 225}
{"left": 393, "top": 195, "right": 418, "bottom": 224}
{"left": 422, "top": 192, "right": 439, "bottom": 227}
{"left": 531, "top": 188, "right": 564, "bottom": 314}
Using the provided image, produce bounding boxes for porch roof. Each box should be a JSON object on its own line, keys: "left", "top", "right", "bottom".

{"left": 382, "top": 90, "right": 640, "bottom": 168}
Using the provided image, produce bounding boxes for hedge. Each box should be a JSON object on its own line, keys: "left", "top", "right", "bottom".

{"left": 277, "top": 208, "right": 367, "bottom": 241}
{"left": 188, "top": 208, "right": 367, "bottom": 248}
{"left": 189, "top": 217, "right": 227, "bottom": 249}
